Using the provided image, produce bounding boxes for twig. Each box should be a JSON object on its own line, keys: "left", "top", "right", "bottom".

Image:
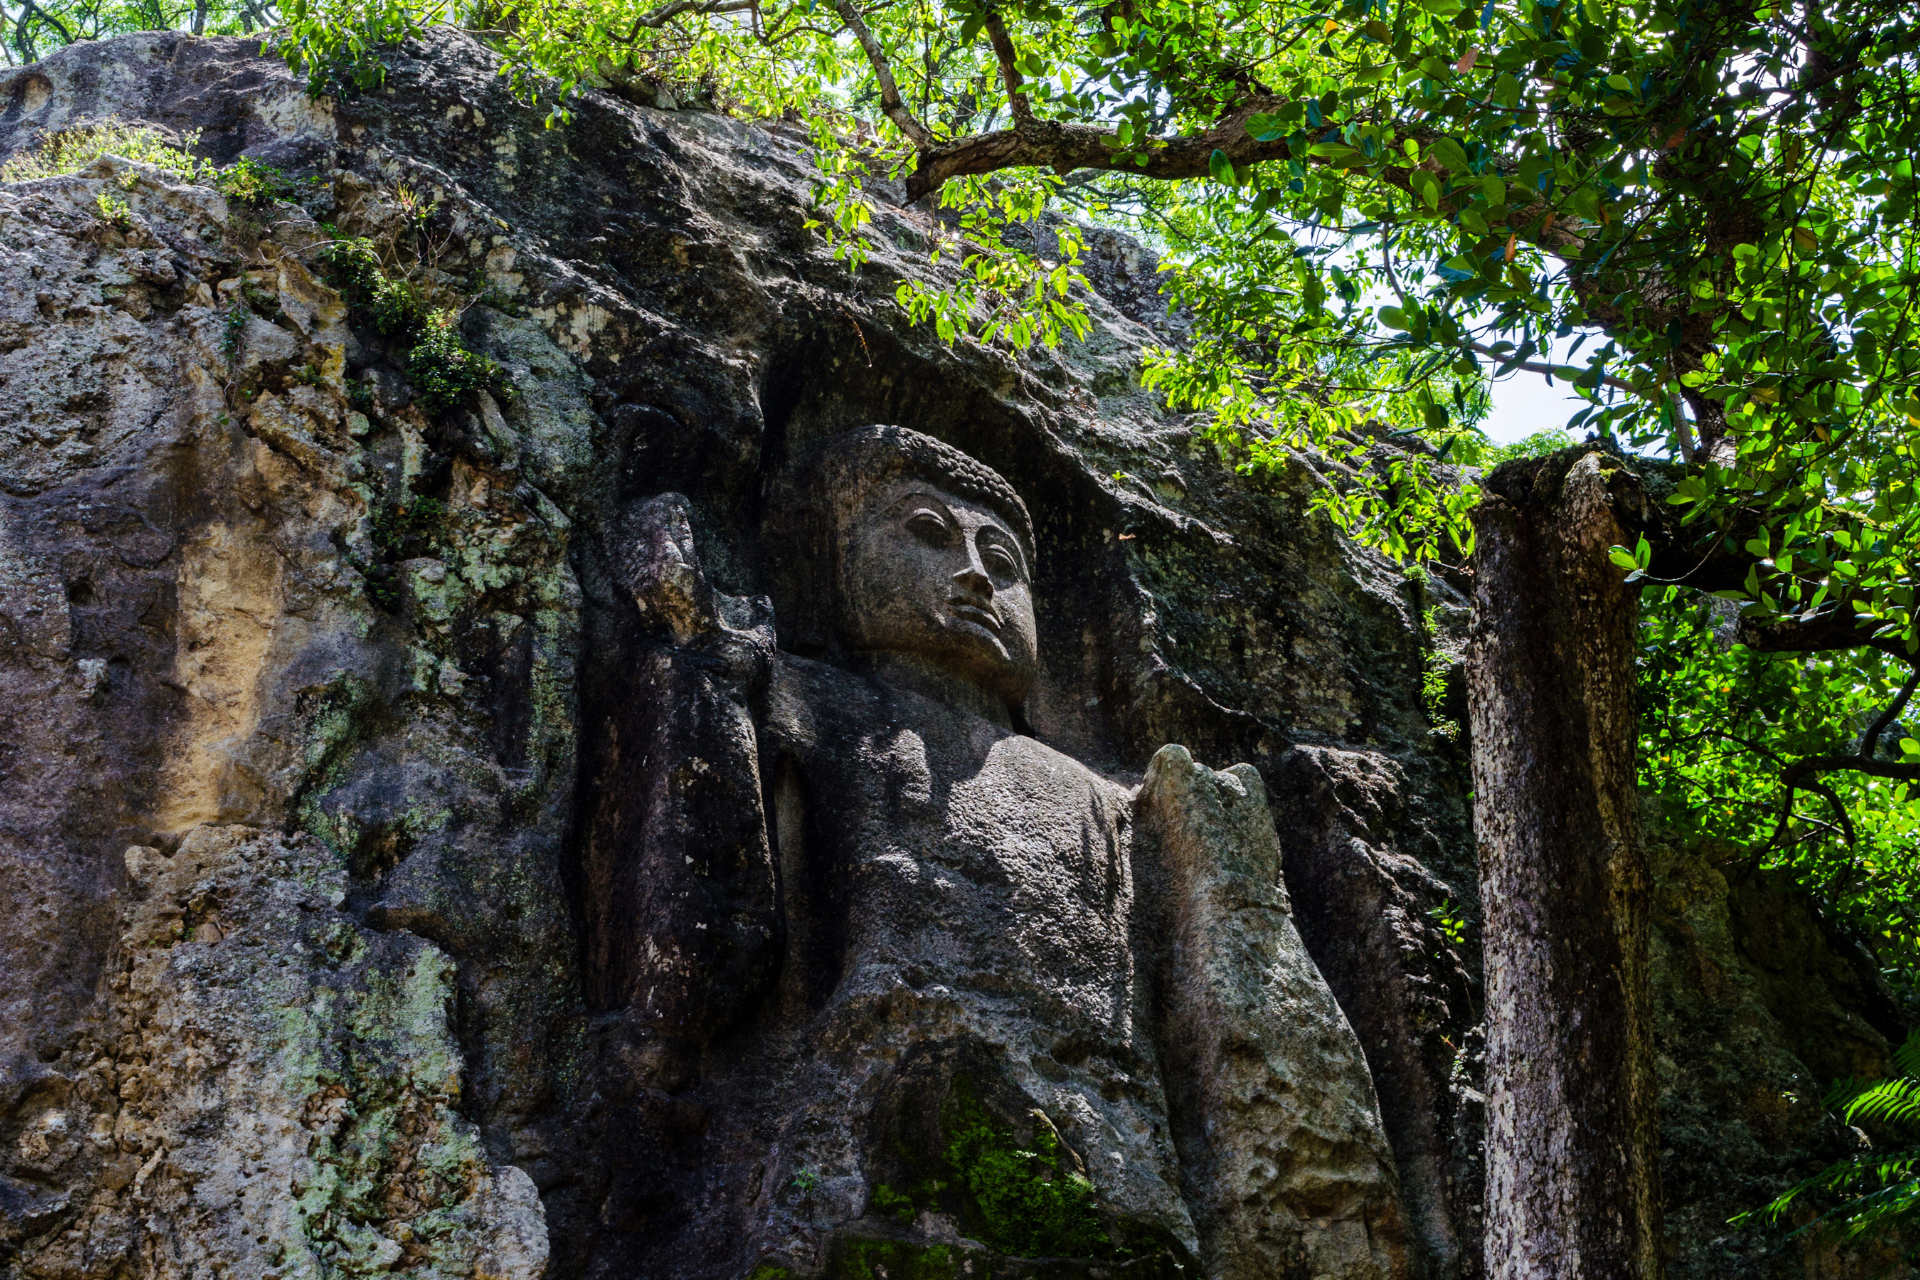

{"left": 1469, "top": 341, "right": 1638, "bottom": 395}
{"left": 1743, "top": 751, "right": 1920, "bottom": 881}
{"left": 838, "top": 303, "right": 871, "bottom": 367}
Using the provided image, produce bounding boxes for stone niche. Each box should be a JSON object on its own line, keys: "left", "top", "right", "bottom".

{"left": 580, "top": 426, "right": 1406, "bottom": 1278}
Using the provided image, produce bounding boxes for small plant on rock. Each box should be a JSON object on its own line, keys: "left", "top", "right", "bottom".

{"left": 1, "top": 119, "right": 210, "bottom": 183}
{"left": 317, "top": 234, "right": 383, "bottom": 289}
{"left": 221, "top": 304, "right": 249, "bottom": 364}
{"left": 369, "top": 274, "right": 427, "bottom": 336}
{"left": 318, "top": 234, "right": 424, "bottom": 335}
{"left": 1427, "top": 899, "right": 1469, "bottom": 954}
{"left": 372, "top": 494, "right": 448, "bottom": 557}
{"left": 214, "top": 156, "right": 295, "bottom": 207}
{"left": 408, "top": 310, "right": 502, "bottom": 414}
{"left": 93, "top": 191, "right": 134, "bottom": 229}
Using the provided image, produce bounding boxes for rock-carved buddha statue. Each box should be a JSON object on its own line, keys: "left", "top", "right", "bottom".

{"left": 583, "top": 426, "right": 1406, "bottom": 1280}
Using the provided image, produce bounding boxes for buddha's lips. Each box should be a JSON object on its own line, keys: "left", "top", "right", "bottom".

{"left": 951, "top": 599, "right": 1003, "bottom": 634}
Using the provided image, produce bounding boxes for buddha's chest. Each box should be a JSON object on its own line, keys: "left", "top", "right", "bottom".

{"left": 765, "top": 657, "right": 1138, "bottom": 990}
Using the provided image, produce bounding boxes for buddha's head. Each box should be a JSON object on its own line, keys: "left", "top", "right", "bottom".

{"left": 773, "top": 426, "right": 1037, "bottom": 716}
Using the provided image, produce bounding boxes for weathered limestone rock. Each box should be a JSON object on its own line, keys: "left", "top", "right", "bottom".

{"left": 1138, "top": 744, "right": 1403, "bottom": 1279}
{"left": 0, "top": 26, "right": 1905, "bottom": 1280}
{"left": 9, "top": 824, "right": 546, "bottom": 1280}
{"left": 1651, "top": 835, "right": 1911, "bottom": 1279}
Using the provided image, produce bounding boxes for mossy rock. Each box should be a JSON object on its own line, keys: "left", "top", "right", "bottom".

{"left": 856, "top": 1044, "right": 1195, "bottom": 1279}
{"left": 822, "top": 1237, "right": 970, "bottom": 1280}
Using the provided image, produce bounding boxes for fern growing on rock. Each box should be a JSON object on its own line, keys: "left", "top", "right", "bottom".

{"left": 1744, "top": 1031, "right": 1920, "bottom": 1242}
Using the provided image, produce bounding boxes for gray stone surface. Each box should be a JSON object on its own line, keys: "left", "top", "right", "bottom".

{"left": 581, "top": 427, "right": 1401, "bottom": 1276}
{"left": 0, "top": 27, "right": 1904, "bottom": 1280}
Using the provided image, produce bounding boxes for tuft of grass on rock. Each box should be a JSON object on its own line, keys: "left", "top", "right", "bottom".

{"left": 2, "top": 118, "right": 211, "bottom": 184}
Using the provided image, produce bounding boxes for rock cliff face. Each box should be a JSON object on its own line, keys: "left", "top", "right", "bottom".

{"left": 0, "top": 29, "right": 1905, "bottom": 1280}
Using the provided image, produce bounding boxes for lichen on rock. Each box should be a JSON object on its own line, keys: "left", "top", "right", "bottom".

{"left": 11, "top": 825, "right": 546, "bottom": 1280}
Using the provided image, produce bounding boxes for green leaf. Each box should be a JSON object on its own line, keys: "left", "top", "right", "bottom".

{"left": 1432, "top": 137, "right": 1472, "bottom": 173}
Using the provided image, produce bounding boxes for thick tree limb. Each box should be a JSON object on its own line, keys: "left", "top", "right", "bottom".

{"left": 833, "top": 0, "right": 934, "bottom": 147}
{"left": 1781, "top": 754, "right": 1920, "bottom": 788}
{"left": 621, "top": 0, "right": 753, "bottom": 40}
{"left": 1736, "top": 612, "right": 1917, "bottom": 670}
{"left": 905, "top": 92, "right": 1292, "bottom": 201}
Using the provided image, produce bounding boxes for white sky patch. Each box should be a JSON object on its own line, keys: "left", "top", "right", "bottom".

{"left": 1481, "top": 367, "right": 1592, "bottom": 444}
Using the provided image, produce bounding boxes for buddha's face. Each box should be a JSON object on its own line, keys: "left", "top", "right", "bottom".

{"left": 839, "top": 478, "right": 1038, "bottom": 706}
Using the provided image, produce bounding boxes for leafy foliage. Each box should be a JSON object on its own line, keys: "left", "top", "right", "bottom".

{"left": 2, "top": 0, "right": 279, "bottom": 64}
{"left": 92, "top": 188, "right": 133, "bottom": 226}
{"left": 317, "top": 231, "right": 501, "bottom": 413}
{"left": 407, "top": 309, "right": 502, "bottom": 413}
{"left": 0, "top": 118, "right": 211, "bottom": 182}
{"left": 1741, "top": 1031, "right": 1920, "bottom": 1243}
{"left": 1640, "top": 589, "right": 1920, "bottom": 972}
{"left": 213, "top": 153, "right": 297, "bottom": 204}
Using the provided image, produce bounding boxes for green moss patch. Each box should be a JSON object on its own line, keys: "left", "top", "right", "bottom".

{"left": 823, "top": 1238, "right": 962, "bottom": 1280}
{"left": 856, "top": 1059, "right": 1198, "bottom": 1278}
{"left": 940, "top": 1077, "right": 1105, "bottom": 1258}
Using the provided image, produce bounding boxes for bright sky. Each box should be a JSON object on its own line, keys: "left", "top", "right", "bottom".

{"left": 1480, "top": 367, "right": 1592, "bottom": 445}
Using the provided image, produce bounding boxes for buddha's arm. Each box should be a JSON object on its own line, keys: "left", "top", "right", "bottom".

{"left": 1134, "top": 745, "right": 1407, "bottom": 1280}
{"left": 581, "top": 493, "right": 782, "bottom": 1065}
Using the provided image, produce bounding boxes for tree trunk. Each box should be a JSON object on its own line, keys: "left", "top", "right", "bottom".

{"left": 1468, "top": 451, "right": 1661, "bottom": 1279}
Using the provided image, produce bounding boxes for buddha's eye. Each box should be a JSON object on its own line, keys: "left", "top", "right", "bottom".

{"left": 983, "top": 544, "right": 1021, "bottom": 578}
{"left": 906, "top": 510, "right": 953, "bottom": 545}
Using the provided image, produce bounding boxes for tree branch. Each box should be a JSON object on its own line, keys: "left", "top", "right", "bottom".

{"left": 1860, "top": 670, "right": 1919, "bottom": 759}
{"left": 621, "top": 0, "right": 753, "bottom": 40}
{"left": 1736, "top": 612, "right": 1918, "bottom": 670}
{"left": 833, "top": 0, "right": 934, "bottom": 148}
{"left": 904, "top": 92, "right": 1293, "bottom": 201}
{"left": 1743, "top": 750, "right": 1919, "bottom": 881}
{"left": 1780, "top": 754, "right": 1920, "bottom": 788}
{"left": 17, "top": 0, "right": 72, "bottom": 46}
{"left": 981, "top": 10, "right": 1033, "bottom": 125}
{"left": 1469, "top": 342, "right": 1639, "bottom": 395}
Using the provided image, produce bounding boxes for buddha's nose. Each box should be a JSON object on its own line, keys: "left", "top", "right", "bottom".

{"left": 952, "top": 564, "right": 993, "bottom": 596}
{"left": 952, "top": 545, "right": 993, "bottom": 597}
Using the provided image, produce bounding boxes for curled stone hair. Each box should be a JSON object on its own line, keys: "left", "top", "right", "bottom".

{"left": 764, "top": 425, "right": 1034, "bottom": 657}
